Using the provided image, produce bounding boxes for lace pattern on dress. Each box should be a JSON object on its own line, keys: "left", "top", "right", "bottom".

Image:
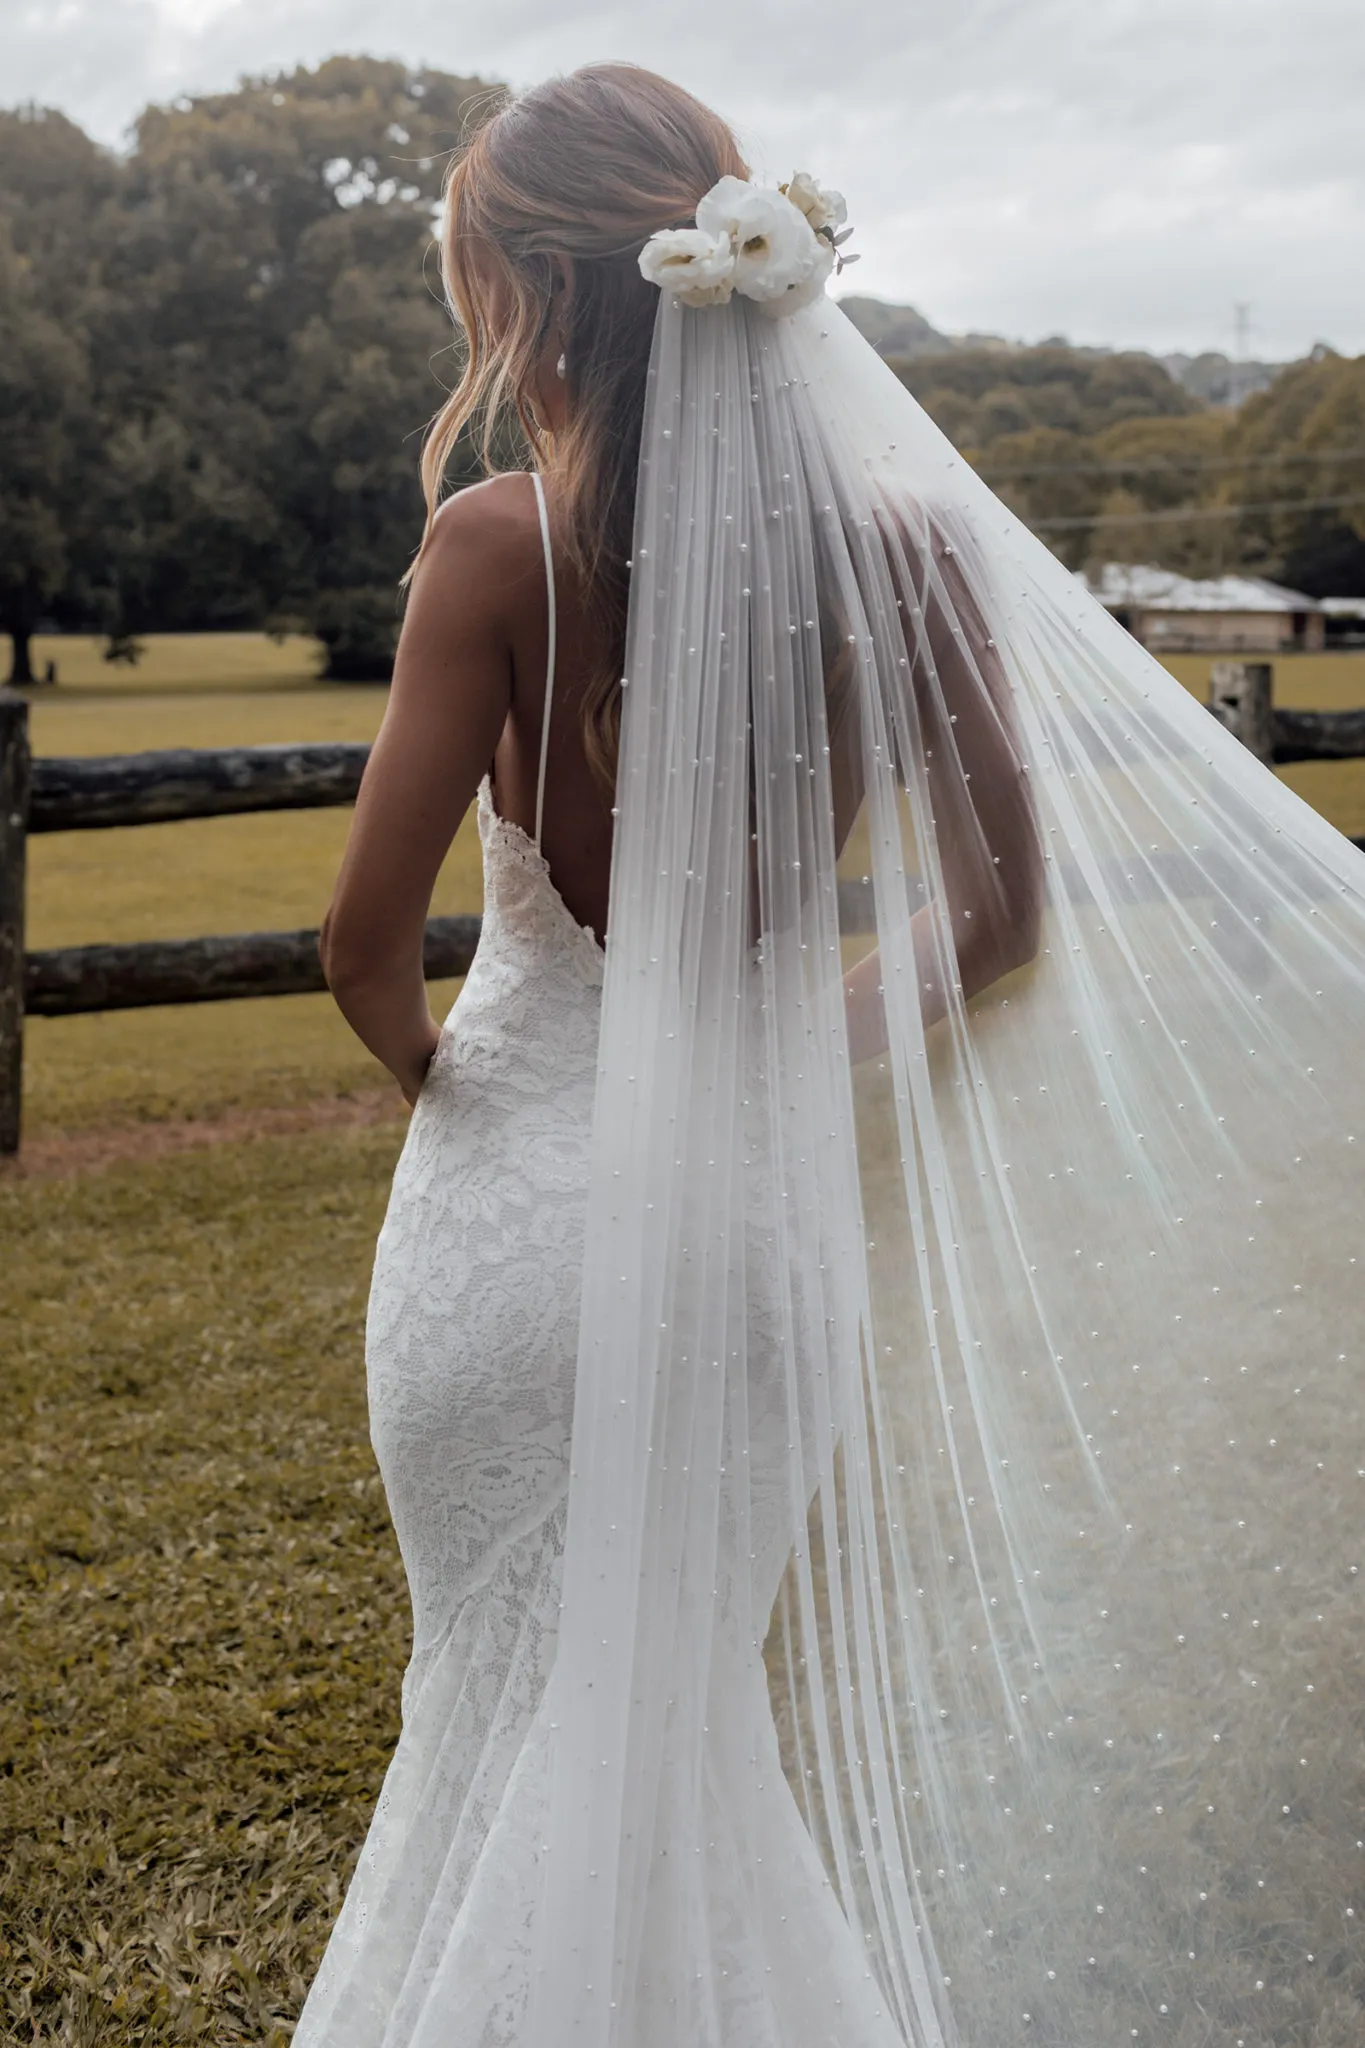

{"left": 293, "top": 786, "right": 904, "bottom": 2046}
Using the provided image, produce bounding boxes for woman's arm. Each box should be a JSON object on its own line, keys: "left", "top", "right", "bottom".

{"left": 320, "top": 479, "right": 531, "bottom": 1103}
{"left": 843, "top": 509, "right": 1044, "bottom": 1063}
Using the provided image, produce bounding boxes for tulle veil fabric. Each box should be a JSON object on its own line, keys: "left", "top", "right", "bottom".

{"left": 525, "top": 292, "right": 1365, "bottom": 2047}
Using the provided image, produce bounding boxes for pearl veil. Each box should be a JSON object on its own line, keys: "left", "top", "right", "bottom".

{"left": 526, "top": 289, "right": 1365, "bottom": 2047}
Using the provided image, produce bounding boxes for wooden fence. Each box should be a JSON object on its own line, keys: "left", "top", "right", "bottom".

{"left": 2, "top": 657, "right": 1363, "bottom": 1156}
{"left": 0, "top": 694, "right": 480, "bottom": 1154}
{"left": 1205, "top": 658, "right": 1365, "bottom": 765}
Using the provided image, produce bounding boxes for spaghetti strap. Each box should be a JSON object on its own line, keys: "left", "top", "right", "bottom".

{"left": 530, "top": 471, "right": 556, "bottom": 850}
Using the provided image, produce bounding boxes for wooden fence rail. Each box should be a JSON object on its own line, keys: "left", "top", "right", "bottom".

{"left": 1273, "top": 707, "right": 1365, "bottom": 763}
{"left": 1204, "top": 658, "right": 1365, "bottom": 767}
{"left": 3, "top": 658, "right": 1365, "bottom": 1156}
{"left": 28, "top": 742, "right": 371, "bottom": 833}
{"left": 25, "top": 918, "right": 482, "bottom": 1017}
{"left": 0, "top": 698, "right": 477, "bottom": 1154}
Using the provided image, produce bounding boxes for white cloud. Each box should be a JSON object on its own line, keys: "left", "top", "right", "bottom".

{"left": 3, "top": 0, "right": 1362, "bottom": 357}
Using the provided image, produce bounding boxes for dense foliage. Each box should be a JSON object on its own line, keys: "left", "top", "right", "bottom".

{"left": 0, "top": 58, "right": 491, "bottom": 682}
{"left": 892, "top": 340, "right": 1365, "bottom": 585}
{"left": 3, "top": 56, "right": 1363, "bottom": 686}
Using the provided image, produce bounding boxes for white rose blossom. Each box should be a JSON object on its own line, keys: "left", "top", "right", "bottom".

{"left": 637, "top": 172, "right": 854, "bottom": 319}
{"left": 782, "top": 172, "right": 847, "bottom": 238}
{"left": 695, "top": 175, "right": 829, "bottom": 312}
{"left": 636, "top": 225, "right": 736, "bottom": 308}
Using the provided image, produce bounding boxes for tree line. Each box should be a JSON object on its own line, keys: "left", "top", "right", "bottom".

{"left": 892, "top": 342, "right": 1365, "bottom": 589}
{"left": 0, "top": 56, "right": 489, "bottom": 684}
{"left": 3, "top": 57, "right": 1363, "bottom": 687}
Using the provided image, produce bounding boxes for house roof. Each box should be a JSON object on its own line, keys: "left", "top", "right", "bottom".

{"left": 1083, "top": 563, "right": 1322, "bottom": 614}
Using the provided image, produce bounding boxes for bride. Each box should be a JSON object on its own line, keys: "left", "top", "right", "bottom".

{"left": 307, "top": 62, "right": 1365, "bottom": 2048}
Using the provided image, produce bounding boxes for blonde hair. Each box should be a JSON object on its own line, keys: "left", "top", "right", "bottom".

{"left": 416, "top": 64, "right": 748, "bottom": 784}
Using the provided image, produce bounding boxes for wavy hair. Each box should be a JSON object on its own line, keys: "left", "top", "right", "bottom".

{"left": 415, "top": 64, "right": 748, "bottom": 785}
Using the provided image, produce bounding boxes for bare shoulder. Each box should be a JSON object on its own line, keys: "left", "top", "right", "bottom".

{"left": 397, "top": 474, "right": 545, "bottom": 685}
{"left": 418, "top": 473, "right": 543, "bottom": 601}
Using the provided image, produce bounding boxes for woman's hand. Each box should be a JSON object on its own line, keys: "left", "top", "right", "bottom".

{"left": 399, "top": 1016, "right": 444, "bottom": 1107}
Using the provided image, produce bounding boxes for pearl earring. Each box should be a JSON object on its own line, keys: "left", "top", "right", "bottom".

{"left": 555, "top": 351, "right": 567, "bottom": 381}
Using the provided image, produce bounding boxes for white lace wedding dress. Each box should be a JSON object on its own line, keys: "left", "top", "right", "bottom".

{"left": 292, "top": 478, "right": 908, "bottom": 2048}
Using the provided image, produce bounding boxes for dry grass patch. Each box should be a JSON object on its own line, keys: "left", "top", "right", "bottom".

{"left": 20, "top": 986, "right": 464, "bottom": 1143}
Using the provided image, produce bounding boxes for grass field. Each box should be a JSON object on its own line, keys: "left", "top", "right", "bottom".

{"left": 1, "top": 1124, "right": 409, "bottom": 2045}
{"left": 28, "top": 631, "right": 323, "bottom": 697}
{"left": 4, "top": 634, "right": 1365, "bottom": 2044}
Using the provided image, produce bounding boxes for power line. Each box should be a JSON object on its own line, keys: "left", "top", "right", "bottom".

{"left": 980, "top": 445, "right": 1365, "bottom": 483}
{"left": 1031, "top": 491, "right": 1365, "bottom": 533}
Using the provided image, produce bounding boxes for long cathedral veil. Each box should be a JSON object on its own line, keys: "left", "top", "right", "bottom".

{"left": 526, "top": 285, "right": 1365, "bottom": 2046}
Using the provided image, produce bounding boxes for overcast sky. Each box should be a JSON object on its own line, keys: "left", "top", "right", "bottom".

{"left": 6, "top": 0, "right": 1362, "bottom": 360}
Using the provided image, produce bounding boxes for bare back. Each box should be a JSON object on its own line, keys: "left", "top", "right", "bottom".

{"left": 487, "top": 474, "right": 617, "bottom": 941}
{"left": 320, "top": 470, "right": 617, "bottom": 1101}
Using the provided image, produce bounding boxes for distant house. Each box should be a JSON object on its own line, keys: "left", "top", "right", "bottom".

{"left": 1083, "top": 564, "right": 1326, "bottom": 653}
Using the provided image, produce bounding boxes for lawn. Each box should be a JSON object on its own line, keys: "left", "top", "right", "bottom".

{"left": 28, "top": 631, "right": 323, "bottom": 698}
{"left": 4, "top": 634, "right": 1365, "bottom": 2044}
{"left": 1, "top": 1124, "right": 409, "bottom": 2045}
{"left": 6, "top": 645, "right": 437, "bottom": 2043}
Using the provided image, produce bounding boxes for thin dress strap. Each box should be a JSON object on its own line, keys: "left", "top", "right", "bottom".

{"left": 530, "top": 470, "right": 556, "bottom": 850}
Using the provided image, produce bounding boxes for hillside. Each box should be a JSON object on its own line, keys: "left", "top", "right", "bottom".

{"left": 836, "top": 294, "right": 1287, "bottom": 407}
{"left": 834, "top": 300, "right": 1365, "bottom": 591}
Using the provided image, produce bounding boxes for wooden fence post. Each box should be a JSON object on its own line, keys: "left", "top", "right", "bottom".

{"left": 1209, "top": 659, "right": 1275, "bottom": 765}
{"left": 0, "top": 690, "right": 31, "bottom": 1155}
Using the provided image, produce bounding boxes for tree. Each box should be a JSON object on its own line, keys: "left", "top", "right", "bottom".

{"left": 893, "top": 347, "right": 1213, "bottom": 570}
{"left": 890, "top": 330, "right": 1365, "bottom": 591}
{"left": 100, "top": 57, "right": 492, "bottom": 664}
{"left": 0, "top": 234, "right": 84, "bottom": 680}
{"left": 0, "top": 108, "right": 115, "bottom": 681}
{"left": 10, "top": 69, "right": 1357, "bottom": 666}
{"left": 0, "top": 60, "right": 494, "bottom": 680}
{"left": 1079, "top": 413, "right": 1234, "bottom": 579}
{"left": 894, "top": 343, "right": 1199, "bottom": 453}
{"left": 1222, "top": 351, "right": 1365, "bottom": 596}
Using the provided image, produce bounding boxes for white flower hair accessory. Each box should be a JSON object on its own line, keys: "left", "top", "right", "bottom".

{"left": 638, "top": 172, "right": 857, "bottom": 317}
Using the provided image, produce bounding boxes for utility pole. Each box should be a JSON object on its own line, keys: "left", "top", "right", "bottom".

{"left": 1231, "top": 302, "right": 1252, "bottom": 407}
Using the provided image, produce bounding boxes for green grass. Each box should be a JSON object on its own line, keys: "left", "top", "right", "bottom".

{"left": 28, "top": 633, "right": 322, "bottom": 698}
{"left": 1, "top": 1125, "right": 410, "bottom": 2046}
{"left": 2, "top": 646, "right": 460, "bottom": 2044}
